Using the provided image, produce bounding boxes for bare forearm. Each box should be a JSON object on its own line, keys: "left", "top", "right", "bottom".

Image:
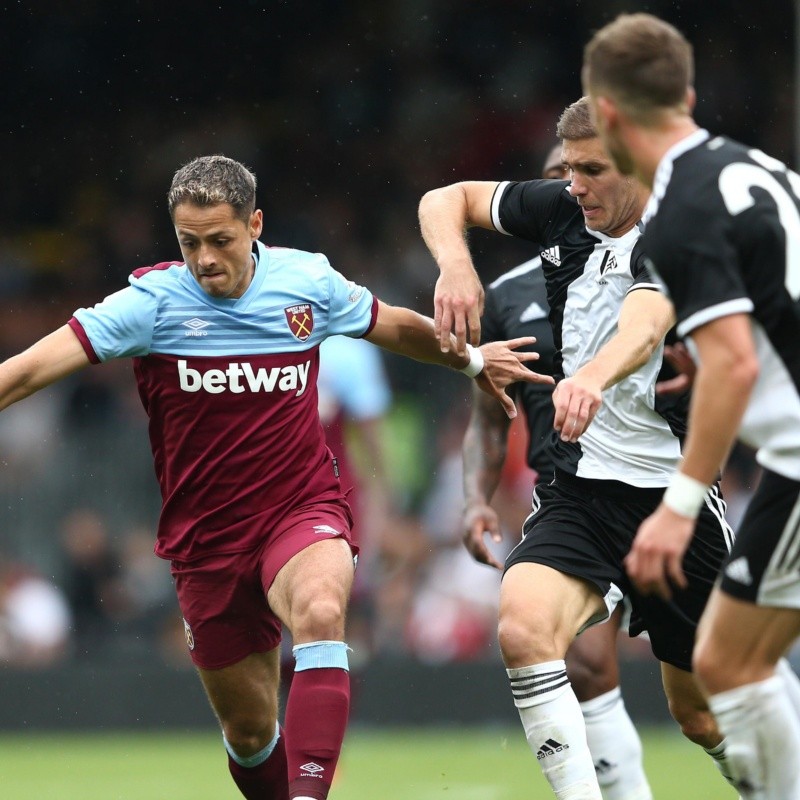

{"left": 680, "top": 360, "right": 756, "bottom": 485}
{"left": 462, "top": 389, "right": 511, "bottom": 505}
{"left": 419, "top": 185, "right": 475, "bottom": 267}
{"left": 575, "top": 325, "right": 660, "bottom": 390}
{"left": 0, "top": 326, "right": 90, "bottom": 412}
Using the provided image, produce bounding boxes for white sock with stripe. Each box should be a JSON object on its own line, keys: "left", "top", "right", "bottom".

{"left": 508, "top": 659, "right": 602, "bottom": 799}
{"left": 708, "top": 675, "right": 800, "bottom": 798}
{"left": 580, "top": 687, "right": 652, "bottom": 800}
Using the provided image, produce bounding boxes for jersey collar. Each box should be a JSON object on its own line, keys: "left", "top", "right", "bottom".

{"left": 645, "top": 129, "right": 711, "bottom": 225}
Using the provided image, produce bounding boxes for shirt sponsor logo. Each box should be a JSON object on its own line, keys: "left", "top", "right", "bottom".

{"left": 178, "top": 359, "right": 310, "bottom": 396}
{"left": 285, "top": 304, "right": 314, "bottom": 341}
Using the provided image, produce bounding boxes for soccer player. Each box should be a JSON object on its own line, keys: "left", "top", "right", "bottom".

{"left": 462, "top": 142, "right": 653, "bottom": 799}
{"left": 0, "top": 155, "right": 551, "bottom": 800}
{"left": 583, "top": 13, "right": 800, "bottom": 798}
{"left": 419, "top": 98, "right": 738, "bottom": 799}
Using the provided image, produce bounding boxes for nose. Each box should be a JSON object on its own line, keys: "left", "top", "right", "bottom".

{"left": 568, "top": 174, "right": 586, "bottom": 197}
{"left": 197, "top": 243, "right": 216, "bottom": 268}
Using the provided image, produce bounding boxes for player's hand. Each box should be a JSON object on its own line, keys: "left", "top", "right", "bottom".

{"left": 624, "top": 504, "right": 695, "bottom": 600}
{"left": 434, "top": 267, "right": 484, "bottom": 355}
{"left": 463, "top": 503, "right": 504, "bottom": 570}
{"left": 476, "top": 337, "right": 555, "bottom": 419}
{"left": 552, "top": 375, "right": 602, "bottom": 442}
{"left": 655, "top": 342, "right": 696, "bottom": 395}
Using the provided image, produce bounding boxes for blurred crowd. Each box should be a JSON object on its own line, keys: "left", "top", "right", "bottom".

{"left": 0, "top": 0, "right": 792, "bottom": 670}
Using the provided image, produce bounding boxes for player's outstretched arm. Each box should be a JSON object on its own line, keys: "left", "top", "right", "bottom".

{"left": 461, "top": 383, "right": 512, "bottom": 570}
{"left": 0, "top": 325, "right": 91, "bottom": 412}
{"left": 418, "top": 181, "right": 499, "bottom": 355}
{"left": 554, "top": 288, "right": 675, "bottom": 442}
{"left": 364, "top": 301, "right": 553, "bottom": 418}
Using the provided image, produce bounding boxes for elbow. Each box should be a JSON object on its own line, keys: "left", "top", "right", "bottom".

{"left": 733, "top": 353, "right": 760, "bottom": 394}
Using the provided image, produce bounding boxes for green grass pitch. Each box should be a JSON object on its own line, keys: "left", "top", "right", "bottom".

{"left": 0, "top": 725, "right": 737, "bottom": 799}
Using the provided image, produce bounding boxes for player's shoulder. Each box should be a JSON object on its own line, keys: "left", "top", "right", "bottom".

{"left": 488, "top": 256, "right": 545, "bottom": 293}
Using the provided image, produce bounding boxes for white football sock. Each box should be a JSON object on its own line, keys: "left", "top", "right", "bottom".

{"left": 580, "top": 687, "right": 652, "bottom": 800}
{"left": 708, "top": 675, "right": 800, "bottom": 799}
{"left": 508, "top": 659, "right": 602, "bottom": 799}
{"left": 775, "top": 658, "right": 800, "bottom": 717}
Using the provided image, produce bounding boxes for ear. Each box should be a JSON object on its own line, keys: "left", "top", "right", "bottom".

{"left": 594, "top": 94, "right": 618, "bottom": 132}
{"left": 250, "top": 209, "right": 263, "bottom": 240}
{"left": 685, "top": 86, "right": 696, "bottom": 113}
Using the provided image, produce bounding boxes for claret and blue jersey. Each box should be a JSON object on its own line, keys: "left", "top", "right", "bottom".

{"left": 67, "top": 240, "right": 377, "bottom": 562}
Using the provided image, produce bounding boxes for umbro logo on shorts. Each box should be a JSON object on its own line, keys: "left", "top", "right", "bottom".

{"left": 313, "top": 524, "right": 341, "bottom": 536}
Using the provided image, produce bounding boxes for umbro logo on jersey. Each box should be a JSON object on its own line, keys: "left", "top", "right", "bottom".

{"left": 537, "top": 738, "right": 569, "bottom": 759}
{"left": 540, "top": 246, "right": 561, "bottom": 266}
{"left": 178, "top": 360, "right": 310, "bottom": 396}
{"left": 519, "top": 302, "right": 547, "bottom": 323}
{"left": 725, "top": 556, "right": 753, "bottom": 585}
{"left": 182, "top": 318, "right": 212, "bottom": 337}
{"left": 313, "top": 524, "right": 341, "bottom": 536}
{"left": 300, "top": 762, "right": 324, "bottom": 775}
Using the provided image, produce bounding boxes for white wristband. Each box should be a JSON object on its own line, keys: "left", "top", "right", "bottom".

{"left": 662, "top": 472, "right": 708, "bottom": 519}
{"left": 459, "top": 344, "right": 485, "bottom": 378}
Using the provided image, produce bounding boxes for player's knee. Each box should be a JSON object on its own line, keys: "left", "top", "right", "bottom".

{"left": 497, "top": 612, "right": 557, "bottom": 668}
{"left": 222, "top": 717, "right": 276, "bottom": 758}
{"left": 668, "top": 697, "right": 719, "bottom": 748}
{"left": 566, "top": 653, "right": 618, "bottom": 701}
{"left": 292, "top": 594, "right": 347, "bottom": 641}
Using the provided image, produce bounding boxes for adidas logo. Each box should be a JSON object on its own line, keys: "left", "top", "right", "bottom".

{"left": 519, "top": 301, "right": 547, "bottom": 323}
{"left": 299, "top": 761, "right": 324, "bottom": 776}
{"left": 594, "top": 758, "right": 617, "bottom": 775}
{"left": 725, "top": 556, "right": 753, "bottom": 585}
{"left": 540, "top": 246, "right": 561, "bottom": 266}
{"left": 537, "top": 738, "right": 569, "bottom": 759}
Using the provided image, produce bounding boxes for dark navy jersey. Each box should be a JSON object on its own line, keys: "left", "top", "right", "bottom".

{"left": 642, "top": 130, "right": 800, "bottom": 480}
{"left": 490, "top": 178, "right": 689, "bottom": 486}
{"left": 481, "top": 256, "right": 557, "bottom": 481}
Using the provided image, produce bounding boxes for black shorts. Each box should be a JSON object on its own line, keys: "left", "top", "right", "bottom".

{"left": 505, "top": 469, "right": 734, "bottom": 671}
{"left": 720, "top": 467, "right": 800, "bottom": 608}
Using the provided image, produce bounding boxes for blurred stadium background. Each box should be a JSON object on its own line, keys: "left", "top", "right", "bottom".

{"left": 0, "top": 1, "right": 794, "bottom": 797}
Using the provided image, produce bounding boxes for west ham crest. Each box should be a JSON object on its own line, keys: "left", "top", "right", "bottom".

{"left": 285, "top": 304, "right": 314, "bottom": 341}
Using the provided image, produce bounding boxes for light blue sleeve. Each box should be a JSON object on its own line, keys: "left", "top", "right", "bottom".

{"left": 325, "top": 267, "right": 376, "bottom": 337}
{"left": 72, "top": 283, "right": 158, "bottom": 361}
{"left": 319, "top": 337, "right": 392, "bottom": 419}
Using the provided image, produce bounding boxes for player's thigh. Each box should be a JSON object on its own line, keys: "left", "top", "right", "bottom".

{"left": 565, "top": 606, "right": 622, "bottom": 699}
{"left": 268, "top": 536, "right": 355, "bottom": 640}
{"left": 694, "top": 588, "right": 800, "bottom": 691}
{"left": 499, "top": 562, "right": 607, "bottom": 663}
{"left": 198, "top": 647, "right": 281, "bottom": 730}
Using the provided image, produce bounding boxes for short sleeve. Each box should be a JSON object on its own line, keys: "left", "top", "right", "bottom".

{"left": 71, "top": 284, "right": 158, "bottom": 361}
{"left": 326, "top": 267, "right": 377, "bottom": 337}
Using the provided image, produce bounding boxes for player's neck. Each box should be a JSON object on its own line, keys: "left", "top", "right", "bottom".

{"left": 634, "top": 117, "right": 699, "bottom": 189}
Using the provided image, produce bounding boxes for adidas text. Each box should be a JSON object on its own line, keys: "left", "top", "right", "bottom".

{"left": 537, "top": 739, "right": 569, "bottom": 759}
{"left": 178, "top": 360, "right": 310, "bottom": 396}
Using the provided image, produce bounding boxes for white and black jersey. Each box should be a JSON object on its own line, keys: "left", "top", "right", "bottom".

{"left": 491, "top": 179, "right": 689, "bottom": 487}
{"left": 643, "top": 130, "right": 800, "bottom": 482}
{"left": 482, "top": 257, "right": 557, "bottom": 481}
